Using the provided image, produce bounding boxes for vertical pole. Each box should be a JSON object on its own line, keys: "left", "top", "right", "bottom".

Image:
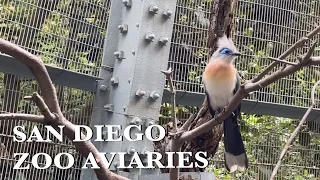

{"left": 80, "top": 0, "right": 177, "bottom": 179}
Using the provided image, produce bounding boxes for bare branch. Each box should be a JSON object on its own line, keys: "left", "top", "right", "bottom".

{"left": 267, "top": 57, "right": 298, "bottom": 66}
{"left": 169, "top": 139, "right": 183, "bottom": 180}
{"left": 252, "top": 37, "right": 308, "bottom": 83}
{"left": 0, "top": 113, "right": 45, "bottom": 123}
{"left": 254, "top": 26, "right": 320, "bottom": 83}
{"left": 300, "top": 42, "right": 317, "bottom": 65}
{"left": 0, "top": 39, "right": 129, "bottom": 180}
{"left": 0, "top": 39, "right": 60, "bottom": 113}
{"left": 269, "top": 79, "right": 320, "bottom": 180}
{"left": 161, "top": 67, "right": 178, "bottom": 132}
{"left": 177, "top": 35, "right": 319, "bottom": 143}
{"left": 181, "top": 114, "right": 196, "bottom": 131}
{"left": 26, "top": 92, "right": 57, "bottom": 122}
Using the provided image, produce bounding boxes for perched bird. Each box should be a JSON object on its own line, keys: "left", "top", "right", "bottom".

{"left": 202, "top": 35, "right": 248, "bottom": 172}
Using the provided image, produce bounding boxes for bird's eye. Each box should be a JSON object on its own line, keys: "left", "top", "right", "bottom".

{"left": 220, "top": 48, "right": 232, "bottom": 54}
{"left": 220, "top": 48, "right": 232, "bottom": 55}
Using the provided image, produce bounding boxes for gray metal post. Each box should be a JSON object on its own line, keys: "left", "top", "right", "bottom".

{"left": 80, "top": 0, "right": 177, "bottom": 179}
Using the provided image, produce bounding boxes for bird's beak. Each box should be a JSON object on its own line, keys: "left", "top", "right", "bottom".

{"left": 232, "top": 52, "right": 241, "bottom": 56}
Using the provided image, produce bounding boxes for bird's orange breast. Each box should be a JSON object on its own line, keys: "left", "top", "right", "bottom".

{"left": 203, "top": 60, "right": 236, "bottom": 80}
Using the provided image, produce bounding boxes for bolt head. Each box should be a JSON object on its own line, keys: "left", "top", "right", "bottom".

{"left": 145, "top": 33, "right": 155, "bottom": 42}
{"left": 159, "top": 37, "right": 169, "bottom": 45}
{"left": 130, "top": 117, "right": 142, "bottom": 125}
{"left": 103, "top": 104, "right": 114, "bottom": 111}
{"left": 118, "top": 24, "right": 128, "bottom": 33}
{"left": 136, "top": 89, "right": 146, "bottom": 97}
{"left": 114, "top": 51, "right": 120, "bottom": 57}
{"left": 114, "top": 51, "right": 125, "bottom": 60}
{"left": 110, "top": 77, "right": 119, "bottom": 86}
{"left": 163, "top": 9, "right": 172, "bottom": 18}
{"left": 99, "top": 85, "right": 108, "bottom": 91}
{"left": 150, "top": 91, "right": 160, "bottom": 100}
{"left": 122, "top": 0, "right": 132, "bottom": 7}
{"left": 127, "top": 148, "right": 137, "bottom": 154}
{"left": 149, "top": 5, "right": 159, "bottom": 14}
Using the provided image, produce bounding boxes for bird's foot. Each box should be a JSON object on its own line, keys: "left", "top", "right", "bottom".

{"left": 214, "top": 111, "right": 220, "bottom": 119}
{"left": 219, "top": 107, "right": 235, "bottom": 117}
{"left": 221, "top": 107, "right": 227, "bottom": 114}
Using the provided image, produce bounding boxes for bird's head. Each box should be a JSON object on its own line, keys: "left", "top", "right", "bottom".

{"left": 210, "top": 35, "right": 241, "bottom": 63}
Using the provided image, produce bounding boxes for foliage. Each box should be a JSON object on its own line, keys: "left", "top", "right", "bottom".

{"left": 160, "top": 103, "right": 320, "bottom": 179}
{"left": 166, "top": 1, "right": 320, "bottom": 177}
{"left": 170, "top": 0, "right": 320, "bottom": 108}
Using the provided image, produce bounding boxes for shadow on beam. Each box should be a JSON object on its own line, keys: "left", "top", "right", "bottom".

{"left": 0, "top": 54, "right": 101, "bottom": 92}
{"left": 162, "top": 89, "right": 320, "bottom": 122}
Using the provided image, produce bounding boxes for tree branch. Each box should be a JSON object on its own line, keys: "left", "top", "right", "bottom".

{"left": 0, "top": 39, "right": 128, "bottom": 180}
{"left": 0, "top": 113, "right": 45, "bottom": 123}
{"left": 179, "top": 40, "right": 319, "bottom": 142}
{"left": 24, "top": 93, "right": 57, "bottom": 122}
{"left": 267, "top": 57, "right": 298, "bottom": 66}
{"left": 167, "top": 24, "right": 320, "bottom": 180}
{"left": 161, "top": 67, "right": 178, "bottom": 132}
{"left": 269, "top": 79, "right": 320, "bottom": 180}
{"left": 252, "top": 25, "right": 320, "bottom": 83}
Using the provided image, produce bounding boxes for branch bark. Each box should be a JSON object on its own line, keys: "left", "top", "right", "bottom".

{"left": 0, "top": 39, "right": 128, "bottom": 180}
{"left": 0, "top": 113, "right": 45, "bottom": 123}
{"left": 166, "top": 24, "right": 320, "bottom": 180}
{"left": 161, "top": 68, "right": 178, "bottom": 132}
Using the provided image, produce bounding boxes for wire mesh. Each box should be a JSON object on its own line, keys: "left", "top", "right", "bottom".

{"left": 0, "top": 73, "right": 94, "bottom": 180}
{"left": 160, "top": 104, "right": 320, "bottom": 179}
{"left": 169, "top": 0, "right": 320, "bottom": 108}
{"left": 0, "top": 0, "right": 111, "bottom": 77}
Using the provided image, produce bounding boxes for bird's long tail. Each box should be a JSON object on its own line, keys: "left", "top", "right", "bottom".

{"left": 223, "top": 114, "right": 248, "bottom": 172}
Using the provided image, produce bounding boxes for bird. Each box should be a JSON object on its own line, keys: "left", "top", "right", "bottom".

{"left": 202, "top": 34, "right": 248, "bottom": 172}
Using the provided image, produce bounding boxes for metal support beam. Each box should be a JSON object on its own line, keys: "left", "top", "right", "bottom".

{"left": 162, "top": 90, "right": 320, "bottom": 121}
{"left": 81, "top": 0, "right": 177, "bottom": 179}
{"left": 0, "top": 54, "right": 100, "bottom": 92}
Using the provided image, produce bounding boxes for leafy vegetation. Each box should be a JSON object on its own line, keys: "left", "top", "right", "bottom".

{"left": 160, "top": 104, "right": 320, "bottom": 179}
{"left": 1, "top": 0, "right": 320, "bottom": 179}
{"left": 164, "top": 0, "right": 320, "bottom": 179}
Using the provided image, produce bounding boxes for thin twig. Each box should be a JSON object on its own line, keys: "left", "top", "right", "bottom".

{"left": 300, "top": 42, "right": 317, "bottom": 65}
{"left": 269, "top": 79, "right": 320, "bottom": 180}
{"left": 0, "top": 113, "right": 45, "bottom": 123}
{"left": 252, "top": 37, "right": 309, "bottom": 83}
{"left": 252, "top": 25, "right": 320, "bottom": 83}
{"left": 181, "top": 114, "right": 196, "bottom": 131}
{"left": 26, "top": 92, "right": 57, "bottom": 122}
{"left": 267, "top": 57, "right": 298, "bottom": 66}
{"left": 161, "top": 67, "right": 178, "bottom": 132}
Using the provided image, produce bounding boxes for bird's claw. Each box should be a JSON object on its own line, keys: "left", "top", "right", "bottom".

{"left": 221, "top": 107, "right": 227, "bottom": 114}
{"left": 214, "top": 111, "right": 220, "bottom": 119}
